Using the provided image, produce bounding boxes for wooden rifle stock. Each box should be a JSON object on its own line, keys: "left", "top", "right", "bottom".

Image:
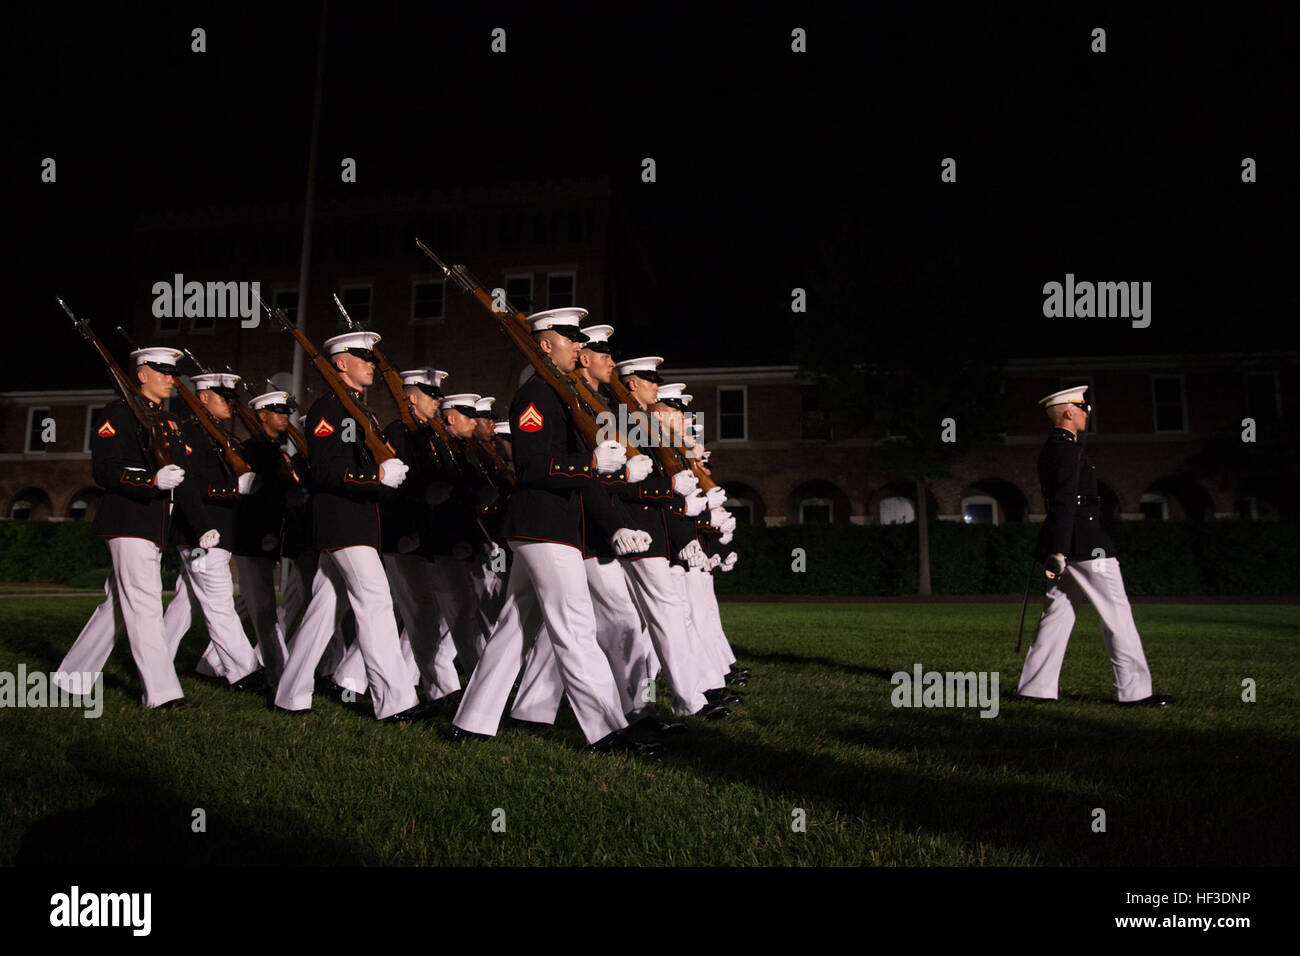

{"left": 59, "top": 298, "right": 173, "bottom": 467}
{"left": 600, "top": 372, "right": 717, "bottom": 491}
{"left": 415, "top": 241, "right": 636, "bottom": 459}
{"left": 260, "top": 299, "right": 396, "bottom": 464}
{"left": 171, "top": 380, "right": 252, "bottom": 475}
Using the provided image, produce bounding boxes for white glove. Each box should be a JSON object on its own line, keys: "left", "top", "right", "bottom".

{"left": 700, "top": 450, "right": 711, "bottom": 464}
{"left": 721, "top": 552, "right": 738, "bottom": 572}
{"left": 1046, "top": 553, "right": 1067, "bottom": 576}
{"left": 380, "top": 458, "right": 409, "bottom": 488}
{"left": 705, "top": 486, "right": 727, "bottom": 510}
{"left": 709, "top": 506, "right": 730, "bottom": 528}
{"left": 154, "top": 464, "right": 185, "bottom": 490}
{"left": 625, "top": 454, "right": 653, "bottom": 483}
{"left": 612, "top": 528, "right": 650, "bottom": 556}
{"left": 721, "top": 514, "right": 737, "bottom": 533}
{"left": 594, "top": 440, "right": 627, "bottom": 474}
{"left": 672, "top": 469, "right": 699, "bottom": 496}
{"left": 683, "top": 491, "right": 708, "bottom": 516}
{"left": 198, "top": 529, "right": 220, "bottom": 550}
{"left": 719, "top": 530, "right": 734, "bottom": 545}
{"left": 237, "top": 472, "right": 260, "bottom": 495}
{"left": 677, "top": 540, "right": 707, "bottom": 570}
{"left": 708, "top": 553, "right": 723, "bottom": 569}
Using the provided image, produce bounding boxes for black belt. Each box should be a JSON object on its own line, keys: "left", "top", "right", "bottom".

{"left": 1075, "top": 495, "right": 1100, "bottom": 506}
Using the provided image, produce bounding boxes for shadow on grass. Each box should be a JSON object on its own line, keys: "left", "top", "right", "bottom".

{"left": 15, "top": 739, "right": 381, "bottom": 867}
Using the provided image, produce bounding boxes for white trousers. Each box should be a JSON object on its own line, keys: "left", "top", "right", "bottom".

{"left": 161, "top": 547, "right": 259, "bottom": 684}
{"left": 696, "top": 570, "right": 736, "bottom": 667}
{"left": 674, "top": 565, "right": 729, "bottom": 692}
{"left": 429, "top": 559, "right": 483, "bottom": 675}
{"left": 453, "top": 541, "right": 625, "bottom": 743}
{"left": 621, "top": 557, "right": 708, "bottom": 716}
{"left": 684, "top": 567, "right": 734, "bottom": 683}
{"left": 233, "top": 555, "right": 289, "bottom": 683}
{"left": 510, "top": 556, "right": 658, "bottom": 723}
{"left": 274, "top": 547, "right": 417, "bottom": 719}
{"left": 1018, "top": 556, "right": 1154, "bottom": 702}
{"left": 55, "top": 537, "right": 183, "bottom": 707}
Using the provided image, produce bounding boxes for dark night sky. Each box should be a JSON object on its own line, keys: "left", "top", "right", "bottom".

{"left": 13, "top": 3, "right": 1299, "bottom": 389}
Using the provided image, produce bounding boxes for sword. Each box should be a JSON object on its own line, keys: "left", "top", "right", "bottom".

{"left": 1015, "top": 558, "right": 1037, "bottom": 652}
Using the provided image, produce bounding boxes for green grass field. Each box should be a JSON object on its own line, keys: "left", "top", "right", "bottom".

{"left": 1, "top": 596, "right": 1295, "bottom": 866}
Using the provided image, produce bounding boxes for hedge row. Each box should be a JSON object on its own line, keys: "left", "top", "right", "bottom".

{"left": 711, "top": 520, "right": 1300, "bottom": 596}
{"left": 2, "top": 518, "right": 1295, "bottom": 596}
{"left": 0, "top": 521, "right": 179, "bottom": 586}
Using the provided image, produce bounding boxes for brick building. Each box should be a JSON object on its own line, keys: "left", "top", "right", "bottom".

{"left": 3, "top": 180, "right": 1295, "bottom": 531}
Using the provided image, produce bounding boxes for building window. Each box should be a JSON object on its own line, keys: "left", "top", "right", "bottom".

{"left": 801, "top": 385, "right": 832, "bottom": 440}
{"left": 10, "top": 500, "right": 32, "bottom": 520}
{"left": 191, "top": 310, "right": 216, "bottom": 333}
{"left": 1245, "top": 372, "right": 1280, "bottom": 426}
{"left": 26, "top": 407, "right": 52, "bottom": 453}
{"left": 156, "top": 310, "right": 181, "bottom": 334}
{"left": 961, "top": 495, "right": 998, "bottom": 525}
{"left": 880, "top": 496, "right": 915, "bottom": 525}
{"left": 505, "top": 274, "right": 535, "bottom": 313}
{"left": 717, "top": 386, "right": 747, "bottom": 441}
{"left": 547, "top": 272, "right": 575, "bottom": 309}
{"left": 412, "top": 280, "right": 445, "bottom": 324}
{"left": 1152, "top": 376, "right": 1186, "bottom": 432}
{"left": 1060, "top": 376, "right": 1095, "bottom": 433}
{"left": 273, "top": 289, "right": 299, "bottom": 329}
{"left": 1140, "top": 493, "right": 1168, "bottom": 521}
{"left": 83, "top": 406, "right": 108, "bottom": 452}
{"left": 339, "top": 284, "right": 373, "bottom": 328}
{"left": 725, "top": 498, "right": 753, "bottom": 525}
{"left": 799, "top": 497, "right": 833, "bottom": 524}
{"left": 69, "top": 499, "right": 88, "bottom": 520}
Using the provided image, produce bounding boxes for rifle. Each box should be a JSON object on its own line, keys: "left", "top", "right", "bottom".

{"left": 114, "top": 331, "right": 251, "bottom": 476}
{"left": 602, "top": 370, "right": 718, "bottom": 491}
{"left": 416, "top": 240, "right": 639, "bottom": 460}
{"left": 60, "top": 298, "right": 174, "bottom": 467}
{"left": 257, "top": 293, "right": 397, "bottom": 464}
{"left": 332, "top": 293, "right": 465, "bottom": 478}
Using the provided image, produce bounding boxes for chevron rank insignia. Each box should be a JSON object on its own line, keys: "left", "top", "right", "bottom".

{"left": 97, "top": 420, "right": 116, "bottom": 438}
{"left": 313, "top": 418, "right": 335, "bottom": 437}
{"left": 518, "top": 403, "right": 544, "bottom": 432}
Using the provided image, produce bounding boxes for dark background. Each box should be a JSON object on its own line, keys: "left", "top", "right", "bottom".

{"left": 14, "top": 2, "right": 1299, "bottom": 387}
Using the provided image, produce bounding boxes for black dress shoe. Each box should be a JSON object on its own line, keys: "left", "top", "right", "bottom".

{"left": 629, "top": 714, "right": 688, "bottom": 736}
{"left": 381, "top": 701, "right": 442, "bottom": 724}
{"left": 449, "top": 725, "right": 491, "bottom": 742}
{"left": 1119, "top": 694, "right": 1174, "bottom": 707}
{"left": 692, "top": 703, "right": 730, "bottom": 720}
{"left": 588, "top": 730, "right": 661, "bottom": 756}
{"left": 705, "top": 688, "right": 742, "bottom": 706}
{"left": 726, "top": 676, "right": 749, "bottom": 689}
{"left": 727, "top": 667, "right": 750, "bottom": 679}
{"left": 156, "top": 698, "right": 195, "bottom": 711}
{"left": 230, "top": 668, "right": 267, "bottom": 693}
{"left": 508, "top": 717, "right": 555, "bottom": 734}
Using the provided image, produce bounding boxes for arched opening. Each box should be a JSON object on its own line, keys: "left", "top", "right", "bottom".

{"left": 1143, "top": 476, "right": 1214, "bottom": 522}
{"left": 789, "top": 480, "right": 850, "bottom": 526}
{"left": 720, "top": 481, "right": 765, "bottom": 525}
{"left": 869, "top": 480, "right": 939, "bottom": 525}
{"left": 8, "top": 488, "right": 53, "bottom": 521}
{"left": 959, "top": 478, "right": 1030, "bottom": 525}
{"left": 67, "top": 488, "right": 102, "bottom": 521}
